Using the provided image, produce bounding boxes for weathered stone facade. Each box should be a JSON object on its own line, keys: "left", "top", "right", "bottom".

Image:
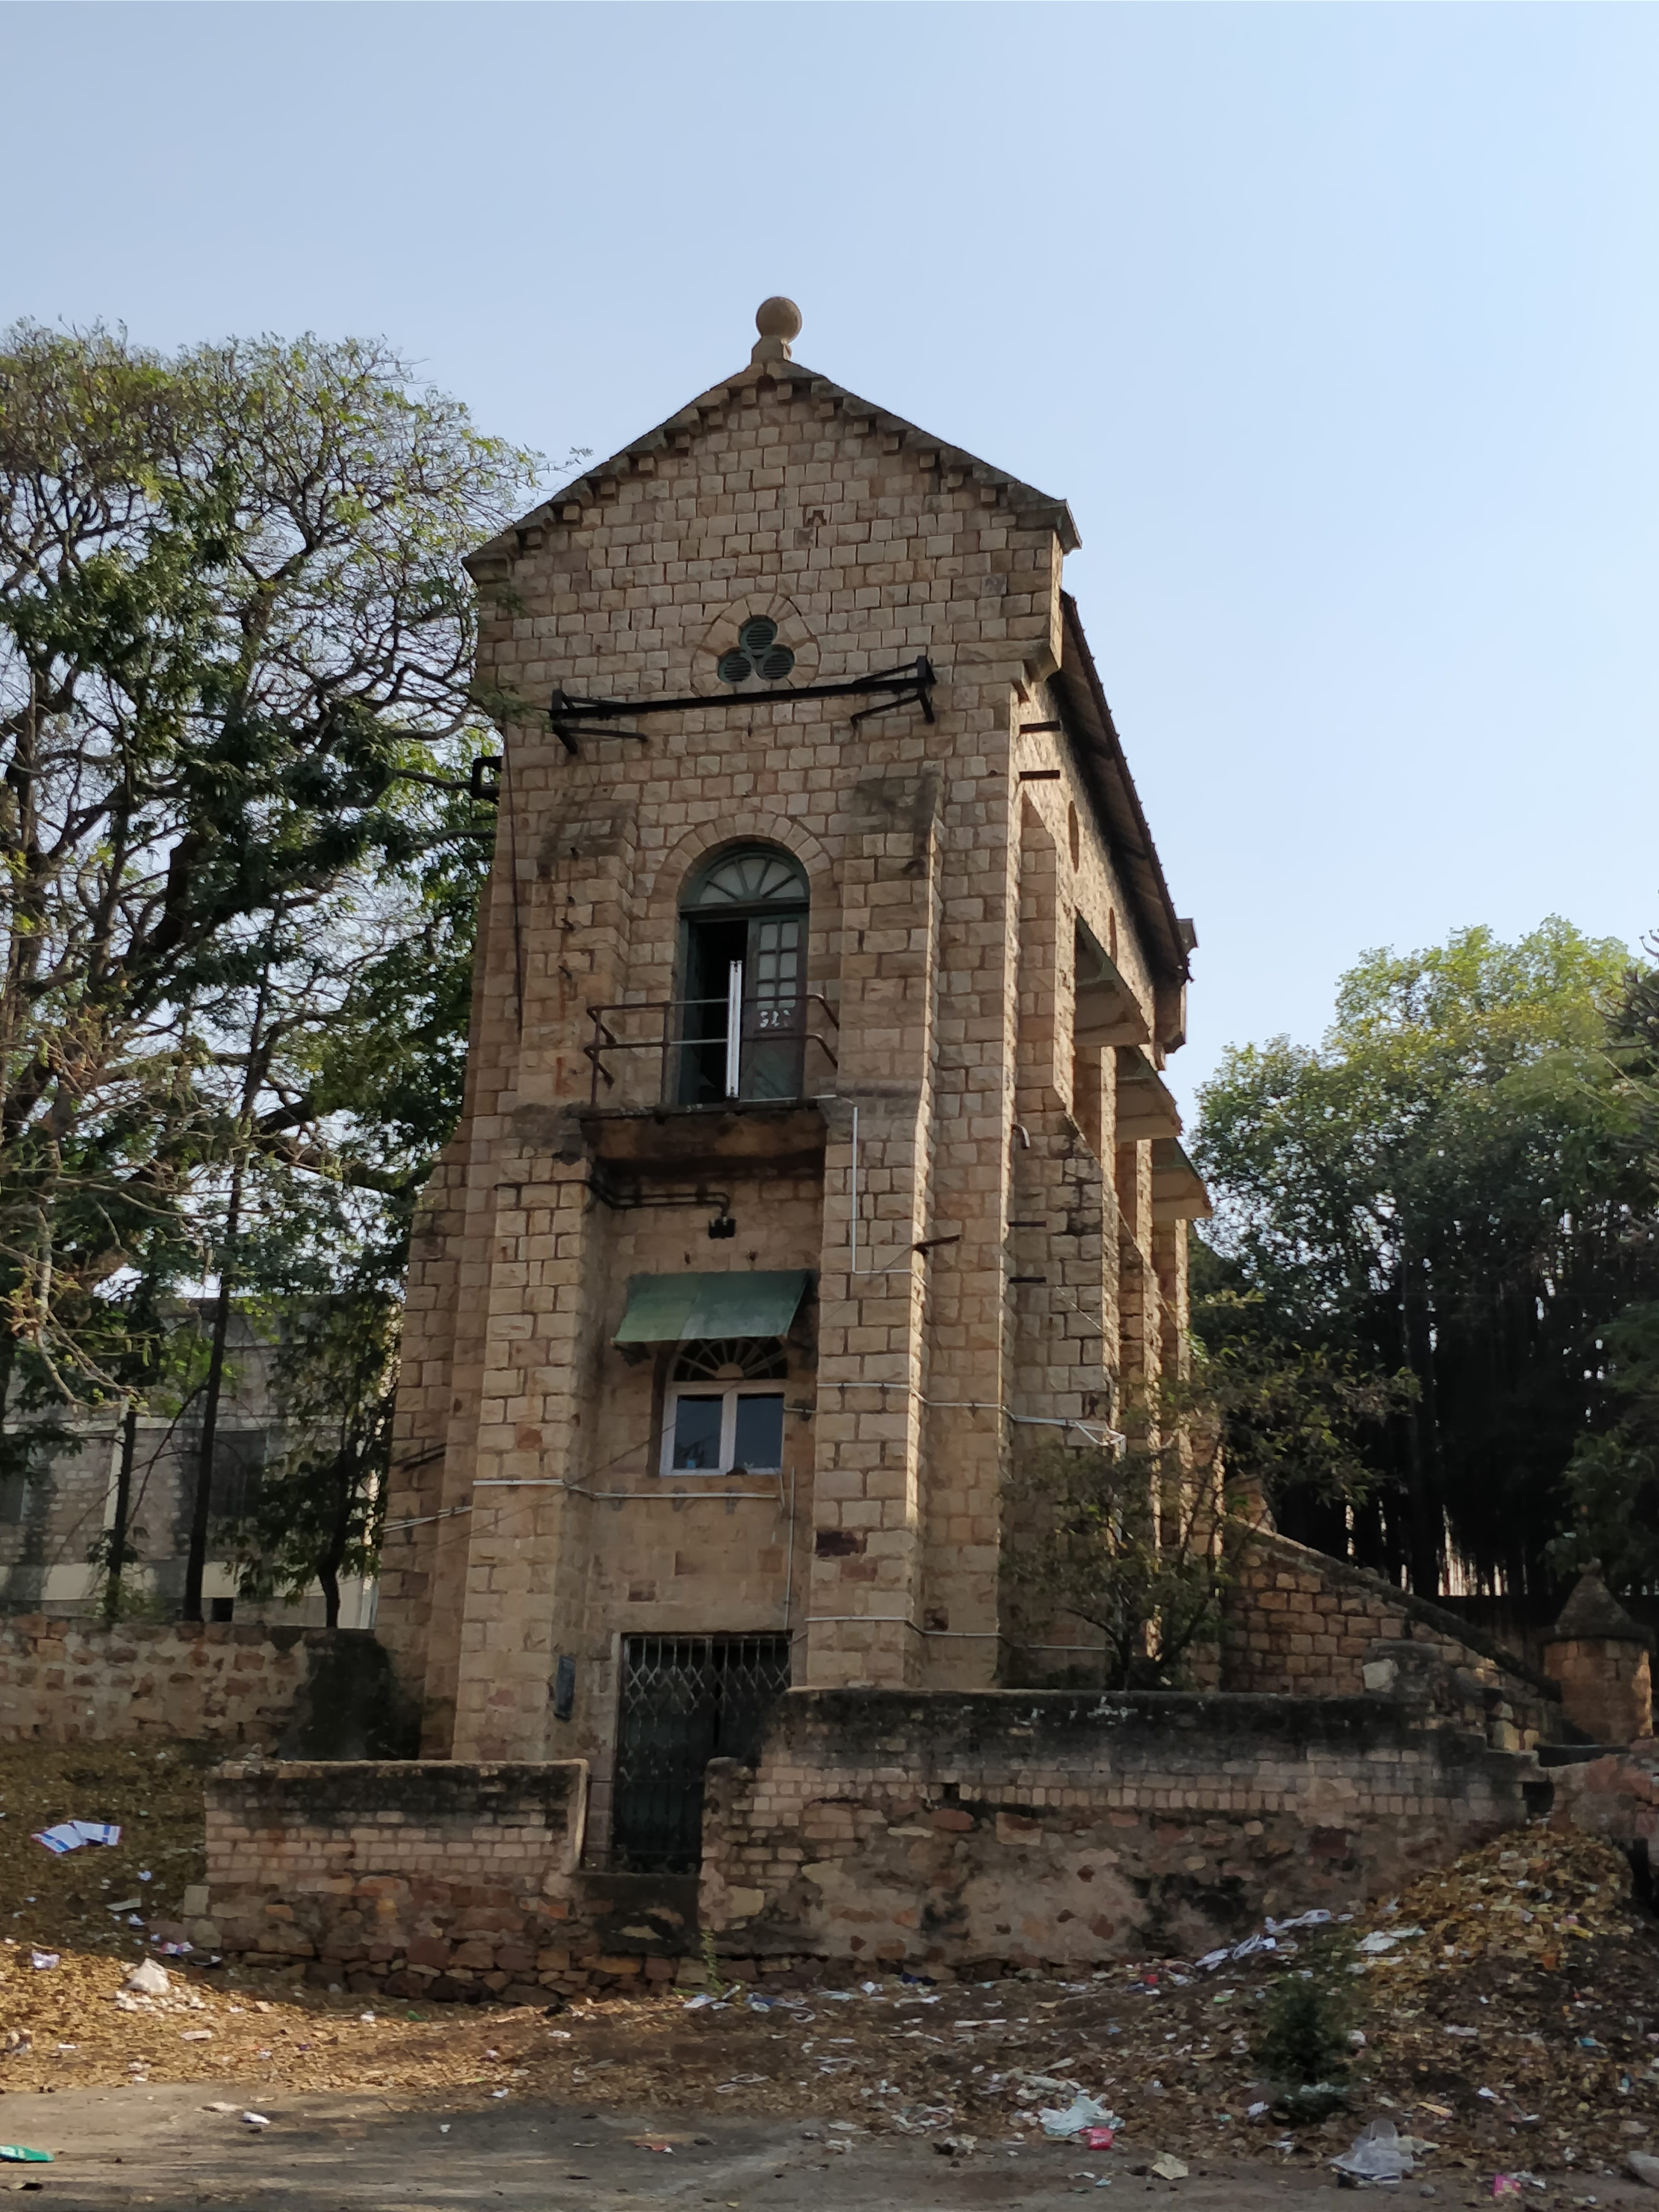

{"left": 696, "top": 1689, "right": 1554, "bottom": 1972}
{"left": 376, "top": 305, "right": 1211, "bottom": 1854}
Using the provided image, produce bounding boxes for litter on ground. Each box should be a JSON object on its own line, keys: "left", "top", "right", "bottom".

{"left": 32, "top": 1820, "right": 120, "bottom": 1855}
{"left": 0, "top": 1741, "right": 1651, "bottom": 2186}
{"left": 1333, "top": 2116, "right": 1415, "bottom": 2182}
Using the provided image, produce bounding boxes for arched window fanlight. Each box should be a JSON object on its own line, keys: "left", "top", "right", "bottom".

{"left": 671, "top": 1338, "right": 789, "bottom": 1384}
{"left": 683, "top": 846, "right": 807, "bottom": 911}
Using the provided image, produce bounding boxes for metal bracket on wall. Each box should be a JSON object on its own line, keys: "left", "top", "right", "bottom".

{"left": 548, "top": 657, "right": 937, "bottom": 756}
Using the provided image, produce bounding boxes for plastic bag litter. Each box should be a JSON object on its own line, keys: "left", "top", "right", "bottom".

{"left": 0, "top": 2148, "right": 51, "bottom": 2165}
{"left": 124, "top": 1959, "right": 169, "bottom": 1996}
{"left": 27, "top": 1952, "right": 58, "bottom": 1972}
{"left": 1332, "top": 2118, "right": 1415, "bottom": 2183}
{"left": 1358, "top": 1927, "right": 1424, "bottom": 1956}
{"left": 1039, "top": 2095, "right": 1122, "bottom": 2140}
{"left": 1149, "top": 2154, "right": 1189, "bottom": 2180}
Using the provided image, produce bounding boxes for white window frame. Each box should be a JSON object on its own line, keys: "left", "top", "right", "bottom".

{"left": 660, "top": 1383, "right": 786, "bottom": 1478}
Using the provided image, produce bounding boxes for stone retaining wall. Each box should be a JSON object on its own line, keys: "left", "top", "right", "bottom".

{"left": 696, "top": 1688, "right": 1552, "bottom": 1974}
{"left": 0, "top": 1617, "right": 315, "bottom": 1743}
{"left": 1223, "top": 1533, "right": 1565, "bottom": 1750}
{"left": 206, "top": 1760, "right": 601, "bottom": 2003}
{"left": 1539, "top": 1743, "right": 1659, "bottom": 1857}
{"left": 201, "top": 1695, "right": 1575, "bottom": 1996}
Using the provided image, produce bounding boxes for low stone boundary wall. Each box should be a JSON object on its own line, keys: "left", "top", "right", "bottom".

{"left": 1223, "top": 1532, "right": 1565, "bottom": 1749}
{"left": 1540, "top": 1743, "right": 1659, "bottom": 1857}
{"left": 0, "top": 1617, "right": 313, "bottom": 1743}
{"left": 203, "top": 1694, "right": 1571, "bottom": 1996}
{"left": 697, "top": 1688, "right": 1553, "bottom": 1973}
{"left": 206, "top": 1760, "right": 603, "bottom": 2003}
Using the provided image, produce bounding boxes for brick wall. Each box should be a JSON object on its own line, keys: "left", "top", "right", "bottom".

{"left": 200, "top": 1690, "right": 1602, "bottom": 1996}
{"left": 697, "top": 1686, "right": 1552, "bottom": 1975}
{"left": 205, "top": 1759, "right": 631, "bottom": 2003}
{"left": 0, "top": 1618, "right": 318, "bottom": 1743}
{"left": 1222, "top": 1532, "right": 1565, "bottom": 1750}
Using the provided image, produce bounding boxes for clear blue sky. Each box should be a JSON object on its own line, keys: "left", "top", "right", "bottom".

{"left": 5, "top": 2, "right": 1655, "bottom": 1113}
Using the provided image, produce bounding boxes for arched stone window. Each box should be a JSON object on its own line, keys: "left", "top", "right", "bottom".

{"left": 676, "top": 845, "right": 808, "bottom": 1104}
{"left": 660, "top": 1338, "right": 789, "bottom": 1475}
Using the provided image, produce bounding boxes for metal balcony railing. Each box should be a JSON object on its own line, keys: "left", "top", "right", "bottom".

{"left": 585, "top": 994, "right": 840, "bottom": 1108}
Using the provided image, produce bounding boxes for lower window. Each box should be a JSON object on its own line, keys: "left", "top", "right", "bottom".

{"left": 661, "top": 1337, "right": 788, "bottom": 1476}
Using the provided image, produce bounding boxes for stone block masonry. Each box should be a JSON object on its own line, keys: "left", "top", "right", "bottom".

{"left": 206, "top": 1761, "right": 600, "bottom": 2003}
{"left": 206, "top": 1695, "right": 1584, "bottom": 1994}
{"left": 1222, "top": 1531, "right": 1566, "bottom": 1752}
{"left": 697, "top": 1688, "right": 1554, "bottom": 1973}
{"left": 0, "top": 1617, "right": 314, "bottom": 1744}
{"left": 376, "top": 310, "right": 1212, "bottom": 1775}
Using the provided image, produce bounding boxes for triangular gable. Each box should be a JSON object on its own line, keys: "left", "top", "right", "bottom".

{"left": 467, "top": 354, "right": 1080, "bottom": 575}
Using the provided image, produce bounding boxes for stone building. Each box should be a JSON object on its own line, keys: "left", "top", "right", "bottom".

{"left": 377, "top": 301, "right": 1212, "bottom": 1866}
{"left": 0, "top": 1308, "right": 375, "bottom": 1629}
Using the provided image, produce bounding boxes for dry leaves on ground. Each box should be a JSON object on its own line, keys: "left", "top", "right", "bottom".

{"left": 0, "top": 1742, "right": 1654, "bottom": 2189}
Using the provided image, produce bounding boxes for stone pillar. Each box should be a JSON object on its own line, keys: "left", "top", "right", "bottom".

{"left": 439, "top": 760, "right": 640, "bottom": 1762}
{"left": 806, "top": 771, "right": 942, "bottom": 1689}
{"left": 1542, "top": 1567, "right": 1654, "bottom": 1745}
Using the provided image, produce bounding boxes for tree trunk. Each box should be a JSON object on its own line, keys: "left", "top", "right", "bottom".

{"left": 317, "top": 1447, "right": 356, "bottom": 1631}
{"left": 105, "top": 1399, "right": 138, "bottom": 1624}
{"left": 182, "top": 1165, "right": 242, "bottom": 1622}
{"left": 1400, "top": 1248, "right": 1444, "bottom": 1597}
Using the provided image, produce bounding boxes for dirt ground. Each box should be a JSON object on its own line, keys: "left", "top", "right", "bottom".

{"left": 11, "top": 2086, "right": 1659, "bottom": 2212}
{"left": 3, "top": 1745, "right": 1659, "bottom": 2207}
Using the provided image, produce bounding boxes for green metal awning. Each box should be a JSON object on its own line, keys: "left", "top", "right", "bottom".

{"left": 613, "top": 1270, "right": 809, "bottom": 1345}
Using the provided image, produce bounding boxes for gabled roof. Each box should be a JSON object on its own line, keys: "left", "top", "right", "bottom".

{"left": 1052, "top": 595, "right": 1191, "bottom": 987}
{"left": 470, "top": 349, "right": 1192, "bottom": 997}
{"left": 467, "top": 354, "right": 1081, "bottom": 570}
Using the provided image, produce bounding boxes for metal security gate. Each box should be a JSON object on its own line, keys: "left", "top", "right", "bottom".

{"left": 611, "top": 1633, "right": 791, "bottom": 1872}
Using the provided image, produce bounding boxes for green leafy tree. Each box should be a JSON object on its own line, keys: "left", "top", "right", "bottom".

{"left": 1004, "top": 1422, "right": 1246, "bottom": 1689}
{"left": 1547, "top": 942, "right": 1659, "bottom": 1596}
{"left": 1194, "top": 920, "right": 1657, "bottom": 1595}
{"left": 1190, "top": 1255, "right": 1418, "bottom": 1513}
{"left": 221, "top": 1284, "right": 398, "bottom": 1628}
{"left": 0, "top": 320, "right": 543, "bottom": 1602}
{"left": 1004, "top": 1306, "right": 1408, "bottom": 1686}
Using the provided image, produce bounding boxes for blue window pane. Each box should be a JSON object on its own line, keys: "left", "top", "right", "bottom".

{"left": 732, "top": 1394, "right": 784, "bottom": 1471}
{"left": 672, "top": 1395, "right": 724, "bottom": 1471}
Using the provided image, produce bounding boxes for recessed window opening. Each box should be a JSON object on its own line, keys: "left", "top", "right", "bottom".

{"left": 661, "top": 1337, "right": 788, "bottom": 1476}
{"left": 676, "top": 846, "right": 808, "bottom": 1106}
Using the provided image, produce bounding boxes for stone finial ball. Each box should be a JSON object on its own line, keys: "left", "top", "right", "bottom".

{"left": 756, "top": 297, "right": 803, "bottom": 343}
